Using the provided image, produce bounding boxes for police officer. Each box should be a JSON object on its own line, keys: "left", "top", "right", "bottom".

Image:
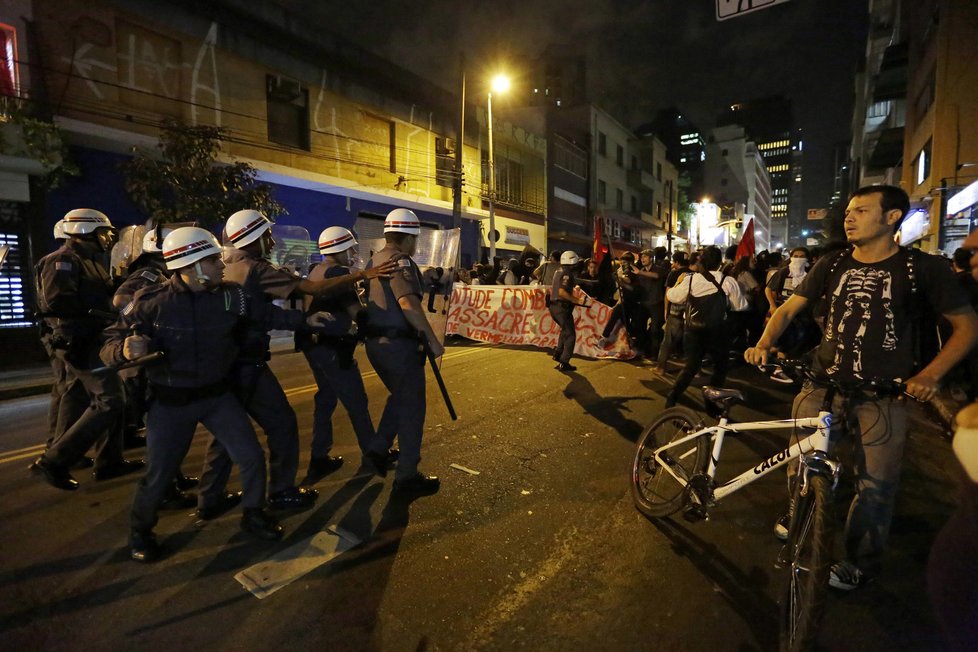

{"left": 113, "top": 227, "right": 172, "bottom": 446}
{"left": 297, "top": 226, "right": 390, "bottom": 478}
{"left": 363, "top": 208, "right": 443, "bottom": 495}
{"left": 30, "top": 209, "right": 143, "bottom": 490}
{"left": 35, "top": 220, "right": 88, "bottom": 458}
{"left": 197, "top": 210, "right": 396, "bottom": 515}
{"left": 102, "top": 227, "right": 284, "bottom": 562}
{"left": 550, "top": 251, "right": 588, "bottom": 372}
{"left": 112, "top": 227, "right": 198, "bottom": 508}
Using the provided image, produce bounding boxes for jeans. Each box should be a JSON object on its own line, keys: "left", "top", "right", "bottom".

{"left": 790, "top": 383, "right": 908, "bottom": 577}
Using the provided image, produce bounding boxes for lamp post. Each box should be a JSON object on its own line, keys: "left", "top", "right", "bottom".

{"left": 487, "top": 74, "right": 510, "bottom": 262}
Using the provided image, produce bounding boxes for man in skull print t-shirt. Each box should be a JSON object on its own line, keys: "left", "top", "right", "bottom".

{"left": 745, "top": 185, "right": 978, "bottom": 590}
{"left": 795, "top": 248, "right": 965, "bottom": 383}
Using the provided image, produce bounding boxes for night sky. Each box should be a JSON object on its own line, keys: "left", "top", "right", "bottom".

{"left": 277, "top": 0, "right": 868, "bottom": 213}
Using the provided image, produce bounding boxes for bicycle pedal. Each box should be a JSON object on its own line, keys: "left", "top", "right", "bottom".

{"left": 682, "top": 505, "right": 709, "bottom": 522}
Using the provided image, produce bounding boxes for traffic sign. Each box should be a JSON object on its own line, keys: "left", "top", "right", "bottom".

{"left": 717, "top": 0, "right": 790, "bottom": 21}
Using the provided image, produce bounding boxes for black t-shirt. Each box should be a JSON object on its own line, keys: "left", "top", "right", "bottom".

{"left": 795, "top": 248, "right": 968, "bottom": 382}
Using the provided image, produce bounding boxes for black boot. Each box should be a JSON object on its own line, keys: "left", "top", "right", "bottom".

{"left": 240, "top": 508, "right": 284, "bottom": 541}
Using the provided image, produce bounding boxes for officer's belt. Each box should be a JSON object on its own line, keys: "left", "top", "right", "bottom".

{"left": 362, "top": 325, "right": 418, "bottom": 340}
{"left": 309, "top": 333, "right": 357, "bottom": 347}
{"left": 151, "top": 380, "right": 228, "bottom": 405}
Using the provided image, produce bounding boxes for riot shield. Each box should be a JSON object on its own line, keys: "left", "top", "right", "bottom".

{"left": 269, "top": 224, "right": 320, "bottom": 278}
{"left": 417, "top": 228, "right": 460, "bottom": 348}
{"left": 110, "top": 225, "right": 147, "bottom": 280}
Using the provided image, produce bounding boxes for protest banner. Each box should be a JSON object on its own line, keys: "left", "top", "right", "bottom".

{"left": 445, "top": 284, "right": 635, "bottom": 359}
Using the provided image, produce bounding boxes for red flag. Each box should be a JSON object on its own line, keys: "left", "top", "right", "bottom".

{"left": 593, "top": 217, "right": 608, "bottom": 263}
{"left": 735, "top": 218, "right": 755, "bottom": 260}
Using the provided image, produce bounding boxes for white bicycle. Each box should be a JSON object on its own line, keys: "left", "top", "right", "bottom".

{"left": 630, "top": 360, "right": 905, "bottom": 652}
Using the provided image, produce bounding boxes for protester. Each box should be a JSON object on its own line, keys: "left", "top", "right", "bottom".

{"left": 664, "top": 246, "right": 747, "bottom": 408}
{"left": 746, "top": 185, "right": 978, "bottom": 590}
{"left": 653, "top": 251, "right": 692, "bottom": 374}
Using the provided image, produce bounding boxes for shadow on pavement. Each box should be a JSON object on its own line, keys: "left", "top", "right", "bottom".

{"left": 648, "top": 516, "right": 779, "bottom": 651}
{"left": 562, "top": 371, "right": 649, "bottom": 442}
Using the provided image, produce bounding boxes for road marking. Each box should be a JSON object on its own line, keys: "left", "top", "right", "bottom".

{"left": 235, "top": 525, "right": 361, "bottom": 599}
{"left": 0, "top": 449, "right": 47, "bottom": 465}
{"left": 467, "top": 523, "right": 581, "bottom": 647}
{"left": 283, "top": 346, "right": 489, "bottom": 399}
{"left": 0, "top": 346, "right": 492, "bottom": 462}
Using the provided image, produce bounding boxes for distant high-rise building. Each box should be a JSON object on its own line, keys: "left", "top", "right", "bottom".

{"left": 516, "top": 44, "right": 587, "bottom": 109}
{"left": 637, "top": 108, "right": 707, "bottom": 200}
{"left": 717, "top": 96, "right": 802, "bottom": 246}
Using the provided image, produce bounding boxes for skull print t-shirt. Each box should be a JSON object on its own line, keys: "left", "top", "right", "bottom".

{"left": 794, "top": 248, "right": 967, "bottom": 382}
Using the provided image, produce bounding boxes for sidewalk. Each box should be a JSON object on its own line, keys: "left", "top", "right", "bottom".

{"left": 0, "top": 333, "right": 299, "bottom": 402}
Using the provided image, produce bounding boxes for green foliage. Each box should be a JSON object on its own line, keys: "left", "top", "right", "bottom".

{"left": 0, "top": 102, "right": 80, "bottom": 189}
{"left": 122, "top": 120, "right": 285, "bottom": 228}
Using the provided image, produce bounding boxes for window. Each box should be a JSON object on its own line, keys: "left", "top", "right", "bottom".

{"left": 615, "top": 188, "right": 623, "bottom": 210}
{"left": 266, "top": 74, "right": 310, "bottom": 150}
{"left": 721, "top": 149, "right": 728, "bottom": 157}
{"left": 0, "top": 23, "right": 19, "bottom": 96}
{"left": 656, "top": 201, "right": 662, "bottom": 220}
{"left": 435, "top": 136, "right": 455, "bottom": 188}
{"left": 915, "top": 140, "right": 932, "bottom": 187}
{"left": 631, "top": 155, "right": 638, "bottom": 171}
{"left": 630, "top": 195, "right": 637, "bottom": 213}
{"left": 656, "top": 162, "right": 662, "bottom": 181}
{"left": 616, "top": 144, "right": 624, "bottom": 167}
{"left": 0, "top": 201, "right": 29, "bottom": 328}
{"left": 598, "top": 132, "right": 607, "bottom": 156}
{"left": 554, "top": 138, "right": 587, "bottom": 178}
{"left": 597, "top": 180, "right": 607, "bottom": 203}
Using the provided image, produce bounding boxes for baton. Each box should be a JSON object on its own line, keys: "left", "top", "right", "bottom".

{"left": 92, "top": 351, "right": 165, "bottom": 374}
{"left": 421, "top": 338, "right": 458, "bottom": 421}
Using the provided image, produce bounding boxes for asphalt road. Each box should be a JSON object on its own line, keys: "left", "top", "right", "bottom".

{"left": 0, "top": 341, "right": 963, "bottom": 651}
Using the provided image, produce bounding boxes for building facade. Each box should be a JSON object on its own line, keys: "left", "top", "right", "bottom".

{"left": 703, "top": 125, "right": 772, "bottom": 250}
{"left": 717, "top": 96, "right": 801, "bottom": 247}
{"left": 0, "top": 0, "right": 558, "bottom": 356}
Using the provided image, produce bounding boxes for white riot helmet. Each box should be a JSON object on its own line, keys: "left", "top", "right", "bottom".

{"left": 318, "top": 226, "right": 358, "bottom": 255}
{"left": 142, "top": 227, "right": 174, "bottom": 254}
{"left": 225, "top": 209, "right": 272, "bottom": 248}
{"left": 61, "top": 208, "right": 113, "bottom": 235}
{"left": 560, "top": 251, "right": 580, "bottom": 266}
{"left": 162, "top": 227, "right": 222, "bottom": 271}
{"left": 53, "top": 220, "right": 67, "bottom": 240}
{"left": 384, "top": 208, "right": 421, "bottom": 235}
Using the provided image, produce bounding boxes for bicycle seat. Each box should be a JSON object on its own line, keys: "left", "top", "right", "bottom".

{"left": 702, "top": 387, "right": 745, "bottom": 406}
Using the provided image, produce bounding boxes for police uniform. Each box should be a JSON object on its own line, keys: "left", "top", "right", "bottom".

{"left": 101, "top": 275, "right": 269, "bottom": 538}
{"left": 34, "top": 248, "right": 88, "bottom": 446}
{"left": 364, "top": 244, "right": 427, "bottom": 480}
{"left": 113, "top": 256, "right": 168, "bottom": 437}
{"left": 196, "top": 246, "right": 307, "bottom": 509}
{"left": 297, "top": 262, "right": 377, "bottom": 460}
{"left": 550, "top": 264, "right": 577, "bottom": 365}
{"left": 35, "top": 238, "right": 126, "bottom": 472}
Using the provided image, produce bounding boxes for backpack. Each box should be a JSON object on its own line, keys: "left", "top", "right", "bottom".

{"left": 684, "top": 272, "right": 728, "bottom": 331}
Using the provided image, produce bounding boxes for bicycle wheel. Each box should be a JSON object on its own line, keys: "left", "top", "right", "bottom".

{"left": 631, "top": 406, "right": 709, "bottom": 518}
{"left": 779, "top": 473, "right": 834, "bottom": 652}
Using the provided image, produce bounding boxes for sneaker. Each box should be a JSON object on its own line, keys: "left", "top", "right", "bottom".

{"left": 774, "top": 514, "right": 790, "bottom": 541}
{"left": 770, "top": 370, "right": 794, "bottom": 384}
{"left": 828, "top": 560, "right": 870, "bottom": 591}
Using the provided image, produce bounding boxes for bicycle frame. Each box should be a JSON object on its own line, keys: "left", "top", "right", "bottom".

{"left": 652, "top": 410, "right": 835, "bottom": 503}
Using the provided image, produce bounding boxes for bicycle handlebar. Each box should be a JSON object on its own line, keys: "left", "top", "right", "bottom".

{"left": 759, "top": 359, "right": 908, "bottom": 399}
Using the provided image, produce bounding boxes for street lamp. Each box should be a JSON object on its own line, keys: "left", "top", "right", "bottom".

{"left": 487, "top": 73, "right": 510, "bottom": 261}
